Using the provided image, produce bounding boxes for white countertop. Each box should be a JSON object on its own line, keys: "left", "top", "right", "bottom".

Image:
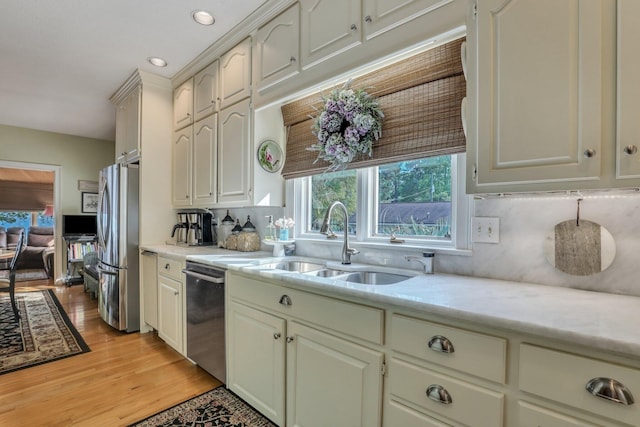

{"left": 146, "top": 245, "right": 640, "bottom": 359}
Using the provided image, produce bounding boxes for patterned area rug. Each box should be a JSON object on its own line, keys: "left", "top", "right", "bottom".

{"left": 129, "top": 386, "right": 277, "bottom": 427}
{"left": 0, "top": 268, "right": 49, "bottom": 282}
{"left": 0, "top": 290, "right": 90, "bottom": 375}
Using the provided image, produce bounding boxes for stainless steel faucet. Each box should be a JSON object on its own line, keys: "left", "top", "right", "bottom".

{"left": 320, "top": 201, "right": 359, "bottom": 264}
{"left": 406, "top": 252, "right": 435, "bottom": 274}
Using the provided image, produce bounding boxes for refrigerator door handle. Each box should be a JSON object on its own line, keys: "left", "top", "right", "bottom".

{"left": 97, "top": 177, "right": 110, "bottom": 252}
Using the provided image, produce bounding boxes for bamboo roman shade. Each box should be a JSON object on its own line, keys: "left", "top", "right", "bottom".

{"left": 280, "top": 37, "right": 467, "bottom": 179}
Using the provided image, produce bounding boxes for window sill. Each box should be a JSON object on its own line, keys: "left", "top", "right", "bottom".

{"left": 292, "top": 235, "right": 472, "bottom": 257}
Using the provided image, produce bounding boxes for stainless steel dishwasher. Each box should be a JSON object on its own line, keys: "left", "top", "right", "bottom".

{"left": 183, "top": 261, "right": 226, "bottom": 383}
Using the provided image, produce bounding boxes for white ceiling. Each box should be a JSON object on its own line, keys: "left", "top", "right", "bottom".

{"left": 0, "top": 0, "right": 267, "bottom": 141}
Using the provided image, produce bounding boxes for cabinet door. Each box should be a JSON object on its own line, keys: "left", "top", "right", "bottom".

{"left": 158, "top": 274, "right": 183, "bottom": 353}
{"left": 255, "top": 4, "right": 300, "bottom": 91}
{"left": 617, "top": 0, "right": 640, "bottom": 178}
{"left": 218, "top": 98, "right": 251, "bottom": 206}
{"left": 173, "top": 78, "right": 193, "bottom": 130}
{"left": 227, "top": 302, "right": 286, "bottom": 426}
{"left": 300, "top": 0, "right": 362, "bottom": 69}
{"left": 286, "top": 322, "right": 383, "bottom": 427}
{"left": 141, "top": 252, "right": 158, "bottom": 330}
{"left": 194, "top": 61, "right": 219, "bottom": 121}
{"left": 470, "top": 0, "right": 605, "bottom": 190}
{"left": 172, "top": 126, "right": 192, "bottom": 207}
{"left": 363, "top": 0, "right": 454, "bottom": 40}
{"left": 193, "top": 114, "right": 217, "bottom": 206}
{"left": 117, "top": 86, "right": 141, "bottom": 163}
{"left": 219, "top": 38, "right": 251, "bottom": 109}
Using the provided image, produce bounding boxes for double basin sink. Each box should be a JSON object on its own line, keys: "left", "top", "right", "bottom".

{"left": 258, "top": 260, "right": 414, "bottom": 285}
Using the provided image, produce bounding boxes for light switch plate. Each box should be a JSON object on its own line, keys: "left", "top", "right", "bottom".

{"left": 471, "top": 217, "right": 500, "bottom": 243}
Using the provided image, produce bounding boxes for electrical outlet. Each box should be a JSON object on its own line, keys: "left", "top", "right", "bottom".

{"left": 471, "top": 217, "right": 500, "bottom": 243}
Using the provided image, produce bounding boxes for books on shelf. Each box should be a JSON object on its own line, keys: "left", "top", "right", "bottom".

{"left": 68, "top": 241, "right": 98, "bottom": 261}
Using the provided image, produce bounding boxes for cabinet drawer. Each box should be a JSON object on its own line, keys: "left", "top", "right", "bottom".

{"left": 228, "top": 273, "right": 383, "bottom": 345}
{"left": 386, "top": 399, "right": 453, "bottom": 427}
{"left": 389, "top": 358, "right": 504, "bottom": 427}
{"left": 519, "top": 344, "right": 640, "bottom": 425}
{"left": 518, "top": 401, "right": 601, "bottom": 427}
{"left": 157, "top": 256, "right": 184, "bottom": 281}
{"left": 391, "top": 314, "right": 507, "bottom": 384}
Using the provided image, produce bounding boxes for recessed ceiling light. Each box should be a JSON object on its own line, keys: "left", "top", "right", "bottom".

{"left": 192, "top": 10, "right": 215, "bottom": 26}
{"left": 148, "top": 57, "right": 167, "bottom": 67}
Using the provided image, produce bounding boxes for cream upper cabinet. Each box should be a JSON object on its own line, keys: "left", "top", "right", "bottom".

{"left": 219, "top": 38, "right": 251, "bottom": 109}
{"left": 467, "top": 0, "right": 610, "bottom": 193}
{"left": 300, "top": 0, "right": 362, "bottom": 69}
{"left": 172, "top": 126, "right": 192, "bottom": 207}
{"left": 194, "top": 61, "right": 219, "bottom": 121}
{"left": 617, "top": 0, "right": 640, "bottom": 179}
{"left": 192, "top": 114, "right": 218, "bottom": 206}
{"left": 218, "top": 98, "right": 252, "bottom": 206}
{"left": 173, "top": 78, "right": 193, "bottom": 130}
{"left": 115, "top": 85, "right": 141, "bottom": 164}
{"left": 255, "top": 4, "right": 300, "bottom": 92}
{"left": 363, "top": 0, "right": 457, "bottom": 40}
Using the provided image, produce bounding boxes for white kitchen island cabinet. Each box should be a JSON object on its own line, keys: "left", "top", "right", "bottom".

{"left": 226, "top": 271, "right": 384, "bottom": 427}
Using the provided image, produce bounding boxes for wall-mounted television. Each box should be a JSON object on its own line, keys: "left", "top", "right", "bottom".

{"left": 62, "top": 215, "right": 97, "bottom": 236}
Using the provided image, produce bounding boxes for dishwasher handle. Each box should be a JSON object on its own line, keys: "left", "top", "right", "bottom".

{"left": 182, "top": 269, "right": 225, "bottom": 284}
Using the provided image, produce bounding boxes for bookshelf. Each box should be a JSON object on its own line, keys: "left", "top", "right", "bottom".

{"left": 63, "top": 235, "right": 98, "bottom": 285}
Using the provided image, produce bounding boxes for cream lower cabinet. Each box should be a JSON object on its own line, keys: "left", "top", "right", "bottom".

{"left": 226, "top": 271, "right": 384, "bottom": 427}
{"left": 157, "top": 256, "right": 185, "bottom": 355}
{"left": 140, "top": 250, "right": 158, "bottom": 331}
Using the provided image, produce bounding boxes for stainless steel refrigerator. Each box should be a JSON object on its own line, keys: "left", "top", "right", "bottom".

{"left": 97, "top": 163, "right": 140, "bottom": 332}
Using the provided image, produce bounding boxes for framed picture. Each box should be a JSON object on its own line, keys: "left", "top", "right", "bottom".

{"left": 81, "top": 192, "right": 99, "bottom": 213}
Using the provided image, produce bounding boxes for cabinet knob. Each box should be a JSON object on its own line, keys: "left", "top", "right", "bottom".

{"left": 586, "top": 377, "right": 634, "bottom": 405}
{"left": 350, "top": 23, "right": 358, "bottom": 31}
{"left": 165, "top": 263, "right": 170, "bottom": 270}
{"left": 273, "top": 332, "right": 282, "bottom": 340}
{"left": 623, "top": 145, "right": 638, "bottom": 155}
{"left": 279, "top": 294, "right": 292, "bottom": 306}
{"left": 428, "top": 335, "right": 455, "bottom": 354}
{"left": 286, "top": 336, "right": 294, "bottom": 343}
{"left": 426, "top": 384, "right": 453, "bottom": 405}
{"left": 365, "top": 15, "right": 372, "bottom": 23}
{"left": 173, "top": 290, "right": 179, "bottom": 296}
{"left": 584, "top": 149, "right": 597, "bottom": 158}
{"left": 290, "top": 56, "right": 296, "bottom": 63}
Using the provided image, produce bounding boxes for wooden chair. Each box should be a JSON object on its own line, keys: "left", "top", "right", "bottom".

{"left": 0, "top": 229, "right": 25, "bottom": 322}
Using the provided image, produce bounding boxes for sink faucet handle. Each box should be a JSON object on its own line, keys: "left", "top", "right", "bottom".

{"left": 347, "top": 247, "right": 360, "bottom": 255}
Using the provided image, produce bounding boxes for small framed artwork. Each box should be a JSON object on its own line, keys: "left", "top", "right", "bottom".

{"left": 81, "top": 192, "right": 99, "bottom": 213}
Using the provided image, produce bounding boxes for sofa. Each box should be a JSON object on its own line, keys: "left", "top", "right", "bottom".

{"left": 0, "top": 226, "right": 55, "bottom": 277}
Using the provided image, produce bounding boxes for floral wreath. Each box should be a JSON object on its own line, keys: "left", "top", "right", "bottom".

{"left": 309, "top": 80, "right": 383, "bottom": 172}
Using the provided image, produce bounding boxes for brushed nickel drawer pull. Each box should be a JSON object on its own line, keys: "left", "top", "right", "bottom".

{"left": 426, "top": 384, "right": 452, "bottom": 405}
{"left": 428, "top": 335, "right": 455, "bottom": 354}
{"left": 586, "top": 377, "right": 634, "bottom": 405}
{"left": 279, "top": 294, "right": 292, "bottom": 306}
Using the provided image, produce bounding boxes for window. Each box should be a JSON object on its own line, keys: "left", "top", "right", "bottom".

{"left": 296, "top": 154, "right": 468, "bottom": 249}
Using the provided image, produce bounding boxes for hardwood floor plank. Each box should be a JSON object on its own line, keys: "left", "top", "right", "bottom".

{"left": 0, "top": 281, "right": 221, "bottom": 426}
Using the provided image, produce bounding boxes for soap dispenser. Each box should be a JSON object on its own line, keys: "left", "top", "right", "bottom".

{"left": 264, "top": 215, "right": 276, "bottom": 241}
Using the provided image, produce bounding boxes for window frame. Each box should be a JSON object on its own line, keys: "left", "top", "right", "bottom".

{"left": 287, "top": 154, "right": 471, "bottom": 254}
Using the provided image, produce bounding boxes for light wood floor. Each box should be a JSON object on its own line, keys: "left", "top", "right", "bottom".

{"left": 1, "top": 280, "right": 221, "bottom": 426}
